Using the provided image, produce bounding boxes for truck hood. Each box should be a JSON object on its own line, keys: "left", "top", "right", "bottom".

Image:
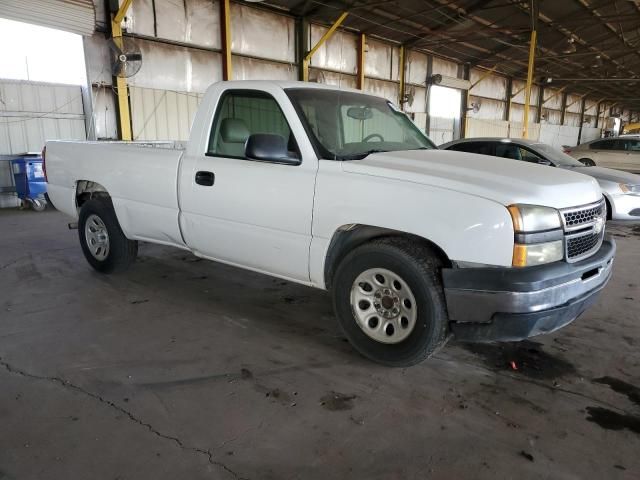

{"left": 562, "top": 165, "right": 640, "bottom": 185}
{"left": 341, "top": 149, "right": 602, "bottom": 208}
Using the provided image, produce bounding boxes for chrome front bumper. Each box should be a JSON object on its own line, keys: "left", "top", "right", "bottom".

{"left": 443, "top": 237, "right": 616, "bottom": 342}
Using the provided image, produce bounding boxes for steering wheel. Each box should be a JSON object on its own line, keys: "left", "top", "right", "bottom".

{"left": 363, "top": 133, "right": 384, "bottom": 143}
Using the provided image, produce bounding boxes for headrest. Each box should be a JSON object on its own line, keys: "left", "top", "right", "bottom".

{"left": 220, "top": 118, "right": 250, "bottom": 143}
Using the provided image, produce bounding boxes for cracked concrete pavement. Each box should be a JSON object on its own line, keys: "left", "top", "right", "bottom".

{"left": 1, "top": 208, "right": 639, "bottom": 479}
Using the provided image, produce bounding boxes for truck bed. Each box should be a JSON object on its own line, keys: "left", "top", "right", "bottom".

{"left": 46, "top": 140, "right": 186, "bottom": 248}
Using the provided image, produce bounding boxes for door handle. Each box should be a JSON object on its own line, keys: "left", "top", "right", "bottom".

{"left": 195, "top": 171, "right": 215, "bottom": 186}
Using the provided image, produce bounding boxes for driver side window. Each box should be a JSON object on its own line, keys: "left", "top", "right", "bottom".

{"left": 207, "top": 91, "right": 299, "bottom": 159}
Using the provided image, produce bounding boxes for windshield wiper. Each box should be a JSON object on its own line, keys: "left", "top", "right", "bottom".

{"left": 340, "top": 149, "right": 389, "bottom": 160}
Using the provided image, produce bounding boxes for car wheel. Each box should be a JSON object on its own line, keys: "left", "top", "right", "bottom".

{"left": 332, "top": 237, "right": 450, "bottom": 367}
{"left": 578, "top": 158, "right": 596, "bottom": 167}
{"left": 78, "top": 197, "right": 138, "bottom": 273}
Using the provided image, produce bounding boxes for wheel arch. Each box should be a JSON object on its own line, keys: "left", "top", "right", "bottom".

{"left": 75, "top": 180, "right": 111, "bottom": 210}
{"left": 323, "top": 224, "right": 452, "bottom": 289}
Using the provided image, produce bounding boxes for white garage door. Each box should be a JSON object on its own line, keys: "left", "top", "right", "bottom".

{"left": 0, "top": 0, "right": 95, "bottom": 36}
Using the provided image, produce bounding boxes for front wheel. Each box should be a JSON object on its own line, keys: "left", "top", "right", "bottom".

{"left": 78, "top": 197, "right": 138, "bottom": 273}
{"left": 332, "top": 238, "right": 449, "bottom": 367}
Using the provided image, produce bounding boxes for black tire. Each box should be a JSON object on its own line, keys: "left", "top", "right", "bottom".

{"left": 332, "top": 237, "right": 449, "bottom": 367}
{"left": 44, "top": 192, "right": 56, "bottom": 210}
{"left": 78, "top": 197, "right": 138, "bottom": 273}
{"left": 579, "top": 158, "right": 596, "bottom": 167}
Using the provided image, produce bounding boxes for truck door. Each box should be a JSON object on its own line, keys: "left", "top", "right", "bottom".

{"left": 178, "top": 88, "right": 318, "bottom": 283}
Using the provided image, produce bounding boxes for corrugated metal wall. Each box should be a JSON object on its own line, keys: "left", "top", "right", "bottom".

{"left": 0, "top": 78, "right": 86, "bottom": 207}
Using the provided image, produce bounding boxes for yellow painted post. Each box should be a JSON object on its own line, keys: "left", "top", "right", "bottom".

{"left": 220, "top": 0, "right": 232, "bottom": 80}
{"left": 303, "top": 11, "right": 349, "bottom": 82}
{"left": 111, "top": 0, "right": 133, "bottom": 141}
{"left": 523, "top": 29, "right": 537, "bottom": 139}
{"left": 398, "top": 45, "right": 405, "bottom": 109}
{"left": 357, "top": 33, "right": 365, "bottom": 90}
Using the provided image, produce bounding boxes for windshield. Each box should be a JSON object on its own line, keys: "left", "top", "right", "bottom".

{"left": 533, "top": 143, "right": 586, "bottom": 168}
{"left": 286, "top": 88, "right": 436, "bottom": 160}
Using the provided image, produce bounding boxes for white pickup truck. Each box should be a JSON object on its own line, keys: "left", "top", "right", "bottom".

{"left": 45, "top": 80, "right": 615, "bottom": 366}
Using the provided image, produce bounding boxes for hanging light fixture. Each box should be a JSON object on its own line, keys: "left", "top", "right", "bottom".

{"left": 561, "top": 37, "right": 576, "bottom": 54}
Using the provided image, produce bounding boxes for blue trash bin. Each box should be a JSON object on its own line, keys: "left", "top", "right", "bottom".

{"left": 11, "top": 154, "right": 47, "bottom": 211}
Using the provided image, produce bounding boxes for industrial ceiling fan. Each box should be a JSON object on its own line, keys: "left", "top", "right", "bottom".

{"left": 108, "top": 36, "right": 143, "bottom": 78}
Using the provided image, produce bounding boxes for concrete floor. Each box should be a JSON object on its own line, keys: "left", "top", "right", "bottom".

{"left": 0, "top": 208, "right": 639, "bottom": 480}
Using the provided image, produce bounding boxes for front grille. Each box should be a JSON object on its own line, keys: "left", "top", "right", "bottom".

{"left": 560, "top": 199, "right": 606, "bottom": 263}
{"left": 563, "top": 202, "right": 605, "bottom": 228}
{"left": 567, "top": 232, "right": 601, "bottom": 259}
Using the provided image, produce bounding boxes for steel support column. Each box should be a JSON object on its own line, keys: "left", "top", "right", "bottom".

{"left": 398, "top": 45, "right": 405, "bottom": 108}
{"left": 111, "top": 0, "right": 133, "bottom": 141}
{"left": 357, "top": 33, "right": 365, "bottom": 90}
{"left": 302, "top": 12, "right": 348, "bottom": 82}
{"left": 220, "top": 0, "right": 232, "bottom": 80}
{"left": 523, "top": 29, "right": 537, "bottom": 139}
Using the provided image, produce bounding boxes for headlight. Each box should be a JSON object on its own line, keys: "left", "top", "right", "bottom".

{"left": 508, "top": 204, "right": 562, "bottom": 232}
{"left": 619, "top": 183, "right": 640, "bottom": 194}
{"left": 513, "top": 241, "right": 564, "bottom": 267}
{"left": 508, "top": 204, "right": 564, "bottom": 267}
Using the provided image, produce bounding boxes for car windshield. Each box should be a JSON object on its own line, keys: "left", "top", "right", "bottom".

{"left": 286, "top": 88, "right": 436, "bottom": 160}
{"left": 533, "top": 143, "right": 586, "bottom": 168}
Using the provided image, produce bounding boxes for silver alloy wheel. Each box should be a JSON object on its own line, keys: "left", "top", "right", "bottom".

{"left": 85, "top": 214, "right": 110, "bottom": 261}
{"left": 350, "top": 268, "right": 418, "bottom": 344}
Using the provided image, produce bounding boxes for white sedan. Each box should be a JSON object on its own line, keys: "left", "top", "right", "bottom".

{"left": 567, "top": 136, "right": 640, "bottom": 174}
{"left": 442, "top": 137, "right": 640, "bottom": 221}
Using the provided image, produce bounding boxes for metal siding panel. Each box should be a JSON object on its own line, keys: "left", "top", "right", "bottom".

{"left": 469, "top": 69, "right": 507, "bottom": 100}
{"left": 468, "top": 96, "right": 505, "bottom": 120}
{"left": 0, "top": 0, "right": 95, "bottom": 36}
{"left": 432, "top": 57, "right": 458, "bottom": 78}
{"left": 406, "top": 51, "right": 428, "bottom": 85}
{"left": 308, "top": 69, "right": 357, "bottom": 89}
{"left": 232, "top": 56, "right": 297, "bottom": 81}
{"left": 467, "top": 118, "right": 509, "bottom": 138}
{"left": 512, "top": 80, "right": 539, "bottom": 106}
{"left": 309, "top": 24, "right": 357, "bottom": 74}
{"left": 364, "top": 78, "right": 398, "bottom": 104}
{"left": 231, "top": 4, "right": 295, "bottom": 63}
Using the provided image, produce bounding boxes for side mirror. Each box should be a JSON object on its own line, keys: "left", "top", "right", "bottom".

{"left": 245, "top": 134, "right": 300, "bottom": 165}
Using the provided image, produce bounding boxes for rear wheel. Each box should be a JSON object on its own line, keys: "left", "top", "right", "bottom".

{"left": 78, "top": 198, "right": 138, "bottom": 273}
{"left": 332, "top": 237, "right": 449, "bottom": 367}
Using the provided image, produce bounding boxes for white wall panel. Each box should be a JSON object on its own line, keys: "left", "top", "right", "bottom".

{"left": 127, "top": 39, "right": 222, "bottom": 93}
{"left": 566, "top": 94, "right": 582, "bottom": 114}
{"left": 467, "top": 118, "right": 509, "bottom": 138}
{"left": 510, "top": 103, "right": 537, "bottom": 124}
{"left": 309, "top": 69, "right": 356, "bottom": 89}
{"left": 512, "top": 80, "right": 539, "bottom": 106}
{"left": 469, "top": 69, "right": 507, "bottom": 100}
{"left": 580, "top": 127, "right": 602, "bottom": 143}
{"left": 128, "top": 0, "right": 220, "bottom": 48}
{"left": 0, "top": 0, "right": 95, "bottom": 36}
{"left": 468, "top": 96, "right": 505, "bottom": 120}
{"left": 404, "top": 86, "right": 426, "bottom": 114}
{"left": 364, "top": 78, "right": 399, "bottom": 104}
{"left": 232, "top": 56, "right": 296, "bottom": 81}
{"left": 432, "top": 57, "right": 458, "bottom": 78}
{"left": 231, "top": 3, "right": 294, "bottom": 63}
{"left": 539, "top": 124, "right": 580, "bottom": 149}
{"left": 83, "top": 33, "right": 112, "bottom": 86}
{"left": 564, "top": 112, "right": 581, "bottom": 127}
{"left": 90, "top": 85, "right": 117, "bottom": 140}
{"left": 542, "top": 109, "right": 561, "bottom": 125}
{"left": 429, "top": 117, "right": 455, "bottom": 145}
{"left": 309, "top": 25, "right": 357, "bottom": 74}
{"left": 406, "top": 50, "right": 428, "bottom": 85}
{"left": 0, "top": 79, "right": 85, "bottom": 154}
{"left": 585, "top": 98, "right": 598, "bottom": 116}
{"left": 508, "top": 122, "right": 540, "bottom": 140}
{"left": 542, "top": 88, "right": 563, "bottom": 110}
{"left": 130, "top": 86, "right": 202, "bottom": 141}
{"left": 365, "top": 38, "right": 399, "bottom": 81}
